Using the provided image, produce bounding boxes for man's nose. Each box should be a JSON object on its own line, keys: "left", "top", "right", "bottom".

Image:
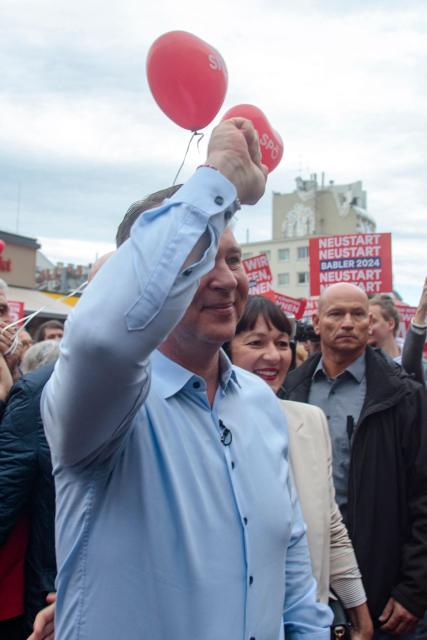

{"left": 342, "top": 313, "right": 354, "bottom": 327}
{"left": 210, "top": 262, "right": 238, "bottom": 290}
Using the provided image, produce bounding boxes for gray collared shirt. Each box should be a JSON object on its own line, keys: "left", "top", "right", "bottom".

{"left": 308, "top": 353, "right": 367, "bottom": 521}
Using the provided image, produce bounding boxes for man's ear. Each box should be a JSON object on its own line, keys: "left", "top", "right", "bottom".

{"left": 312, "top": 313, "right": 321, "bottom": 336}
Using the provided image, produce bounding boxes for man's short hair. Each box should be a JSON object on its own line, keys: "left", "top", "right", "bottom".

{"left": 115, "top": 185, "right": 183, "bottom": 247}
{"left": 370, "top": 294, "right": 401, "bottom": 336}
{"left": 34, "top": 319, "right": 64, "bottom": 342}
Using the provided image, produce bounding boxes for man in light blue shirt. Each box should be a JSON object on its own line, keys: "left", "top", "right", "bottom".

{"left": 42, "top": 119, "right": 331, "bottom": 639}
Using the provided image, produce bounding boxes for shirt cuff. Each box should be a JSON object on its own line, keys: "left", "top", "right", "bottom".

{"left": 410, "top": 319, "right": 427, "bottom": 334}
{"left": 331, "top": 576, "right": 367, "bottom": 609}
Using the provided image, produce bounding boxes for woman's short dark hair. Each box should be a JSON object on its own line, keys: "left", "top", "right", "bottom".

{"left": 235, "top": 295, "right": 292, "bottom": 336}
{"left": 223, "top": 295, "right": 292, "bottom": 358}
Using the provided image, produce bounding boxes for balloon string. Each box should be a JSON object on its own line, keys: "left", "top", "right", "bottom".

{"left": 173, "top": 131, "right": 204, "bottom": 185}
{"left": 1, "top": 281, "right": 88, "bottom": 356}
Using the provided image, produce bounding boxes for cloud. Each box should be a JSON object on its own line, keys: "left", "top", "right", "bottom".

{"left": 0, "top": 0, "right": 426, "bottom": 306}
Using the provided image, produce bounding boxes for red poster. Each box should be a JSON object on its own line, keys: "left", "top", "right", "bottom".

{"left": 8, "top": 300, "right": 24, "bottom": 324}
{"left": 264, "top": 290, "right": 307, "bottom": 319}
{"left": 395, "top": 302, "right": 427, "bottom": 358}
{"left": 309, "top": 233, "right": 392, "bottom": 296}
{"left": 301, "top": 298, "right": 319, "bottom": 321}
{"left": 242, "top": 253, "right": 273, "bottom": 295}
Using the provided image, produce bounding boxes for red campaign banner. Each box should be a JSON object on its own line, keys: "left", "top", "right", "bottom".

{"left": 395, "top": 302, "right": 427, "bottom": 358}
{"left": 263, "top": 290, "right": 307, "bottom": 319}
{"left": 301, "top": 297, "right": 318, "bottom": 321}
{"left": 8, "top": 300, "right": 24, "bottom": 324}
{"left": 309, "top": 233, "right": 392, "bottom": 296}
{"left": 242, "top": 253, "right": 273, "bottom": 295}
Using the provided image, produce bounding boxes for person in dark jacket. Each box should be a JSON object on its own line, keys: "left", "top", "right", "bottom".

{"left": 282, "top": 283, "right": 427, "bottom": 638}
{"left": 0, "top": 361, "right": 56, "bottom": 636}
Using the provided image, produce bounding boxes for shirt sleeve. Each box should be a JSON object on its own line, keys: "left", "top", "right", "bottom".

{"left": 283, "top": 474, "right": 333, "bottom": 638}
{"left": 401, "top": 323, "right": 426, "bottom": 386}
{"left": 42, "top": 167, "right": 239, "bottom": 467}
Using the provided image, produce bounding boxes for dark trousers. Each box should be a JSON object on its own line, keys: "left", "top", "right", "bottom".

{"left": 0, "top": 615, "right": 27, "bottom": 640}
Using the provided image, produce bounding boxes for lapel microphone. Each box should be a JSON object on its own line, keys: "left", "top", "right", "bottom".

{"left": 219, "top": 419, "right": 232, "bottom": 446}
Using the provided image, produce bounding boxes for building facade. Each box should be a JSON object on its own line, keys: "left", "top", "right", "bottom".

{"left": 241, "top": 175, "right": 376, "bottom": 298}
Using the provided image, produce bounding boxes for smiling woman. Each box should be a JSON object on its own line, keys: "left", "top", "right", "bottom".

{"left": 224, "top": 295, "right": 293, "bottom": 394}
{"left": 224, "top": 295, "right": 372, "bottom": 634}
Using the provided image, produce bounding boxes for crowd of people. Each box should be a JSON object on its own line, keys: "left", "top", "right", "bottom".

{"left": 0, "top": 119, "right": 426, "bottom": 640}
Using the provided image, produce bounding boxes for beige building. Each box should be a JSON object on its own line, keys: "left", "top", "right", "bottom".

{"left": 241, "top": 174, "right": 376, "bottom": 298}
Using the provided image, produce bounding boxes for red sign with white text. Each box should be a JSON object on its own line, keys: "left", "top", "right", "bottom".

{"left": 301, "top": 297, "right": 319, "bottom": 321}
{"left": 309, "top": 233, "right": 392, "bottom": 296}
{"left": 242, "top": 253, "right": 273, "bottom": 295}
{"left": 8, "top": 300, "right": 24, "bottom": 324}
{"left": 395, "top": 302, "right": 427, "bottom": 358}
{"left": 264, "top": 290, "right": 307, "bottom": 319}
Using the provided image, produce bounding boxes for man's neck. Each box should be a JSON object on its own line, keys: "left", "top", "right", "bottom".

{"left": 159, "top": 338, "right": 221, "bottom": 405}
{"left": 320, "top": 347, "right": 365, "bottom": 380}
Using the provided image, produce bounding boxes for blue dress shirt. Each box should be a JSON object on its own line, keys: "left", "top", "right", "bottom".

{"left": 42, "top": 168, "right": 331, "bottom": 639}
{"left": 308, "top": 353, "right": 366, "bottom": 520}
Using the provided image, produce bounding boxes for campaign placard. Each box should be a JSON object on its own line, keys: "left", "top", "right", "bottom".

{"left": 301, "top": 297, "right": 319, "bottom": 321}
{"left": 264, "top": 290, "right": 307, "bottom": 319}
{"left": 8, "top": 300, "right": 25, "bottom": 324}
{"left": 395, "top": 301, "right": 427, "bottom": 358}
{"left": 242, "top": 253, "right": 273, "bottom": 295}
{"left": 309, "top": 233, "right": 392, "bottom": 296}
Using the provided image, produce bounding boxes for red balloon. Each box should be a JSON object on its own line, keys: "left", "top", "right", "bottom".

{"left": 221, "top": 104, "right": 284, "bottom": 173}
{"left": 147, "top": 31, "right": 228, "bottom": 131}
{"left": 0, "top": 240, "right": 5, "bottom": 253}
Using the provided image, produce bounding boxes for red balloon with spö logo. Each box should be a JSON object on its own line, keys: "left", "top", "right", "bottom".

{"left": 221, "top": 104, "right": 283, "bottom": 173}
{"left": 147, "top": 31, "right": 228, "bottom": 131}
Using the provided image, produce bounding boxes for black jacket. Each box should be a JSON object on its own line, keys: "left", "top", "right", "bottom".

{"left": 283, "top": 346, "right": 427, "bottom": 623}
{"left": 0, "top": 363, "right": 56, "bottom": 631}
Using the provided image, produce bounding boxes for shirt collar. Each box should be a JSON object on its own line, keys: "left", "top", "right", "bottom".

{"left": 312, "top": 351, "right": 366, "bottom": 383}
{"left": 151, "top": 348, "right": 240, "bottom": 399}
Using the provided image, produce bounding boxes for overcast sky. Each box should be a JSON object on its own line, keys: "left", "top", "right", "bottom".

{"left": 1, "top": 0, "right": 426, "bottom": 304}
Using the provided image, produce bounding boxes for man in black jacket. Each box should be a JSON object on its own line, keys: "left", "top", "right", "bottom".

{"left": 0, "top": 362, "right": 56, "bottom": 637}
{"left": 283, "top": 282, "right": 427, "bottom": 638}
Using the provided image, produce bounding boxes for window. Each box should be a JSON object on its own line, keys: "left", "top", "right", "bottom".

{"left": 242, "top": 252, "right": 253, "bottom": 259}
{"left": 278, "top": 248, "right": 290, "bottom": 262}
{"left": 297, "top": 246, "right": 309, "bottom": 259}
{"left": 297, "top": 272, "right": 309, "bottom": 284}
{"left": 278, "top": 273, "right": 290, "bottom": 285}
{"left": 263, "top": 250, "right": 271, "bottom": 260}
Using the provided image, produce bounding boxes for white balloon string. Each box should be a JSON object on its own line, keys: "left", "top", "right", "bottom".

{"left": 172, "top": 131, "right": 204, "bottom": 186}
{"left": 1, "top": 281, "right": 88, "bottom": 356}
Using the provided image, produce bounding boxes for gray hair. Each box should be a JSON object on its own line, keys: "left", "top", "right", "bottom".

{"left": 21, "top": 339, "right": 60, "bottom": 374}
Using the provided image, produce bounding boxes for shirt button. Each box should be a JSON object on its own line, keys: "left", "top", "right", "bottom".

{"left": 231, "top": 461, "right": 235, "bottom": 469}
{"left": 249, "top": 576, "right": 254, "bottom": 585}
{"left": 193, "top": 381, "right": 201, "bottom": 389}
{"left": 183, "top": 268, "right": 193, "bottom": 276}
{"left": 214, "top": 195, "right": 224, "bottom": 206}
{"left": 243, "top": 517, "right": 248, "bottom": 525}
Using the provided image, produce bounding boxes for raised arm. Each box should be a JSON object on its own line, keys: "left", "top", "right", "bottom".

{"left": 42, "top": 119, "right": 267, "bottom": 467}
{"left": 401, "top": 277, "right": 427, "bottom": 385}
